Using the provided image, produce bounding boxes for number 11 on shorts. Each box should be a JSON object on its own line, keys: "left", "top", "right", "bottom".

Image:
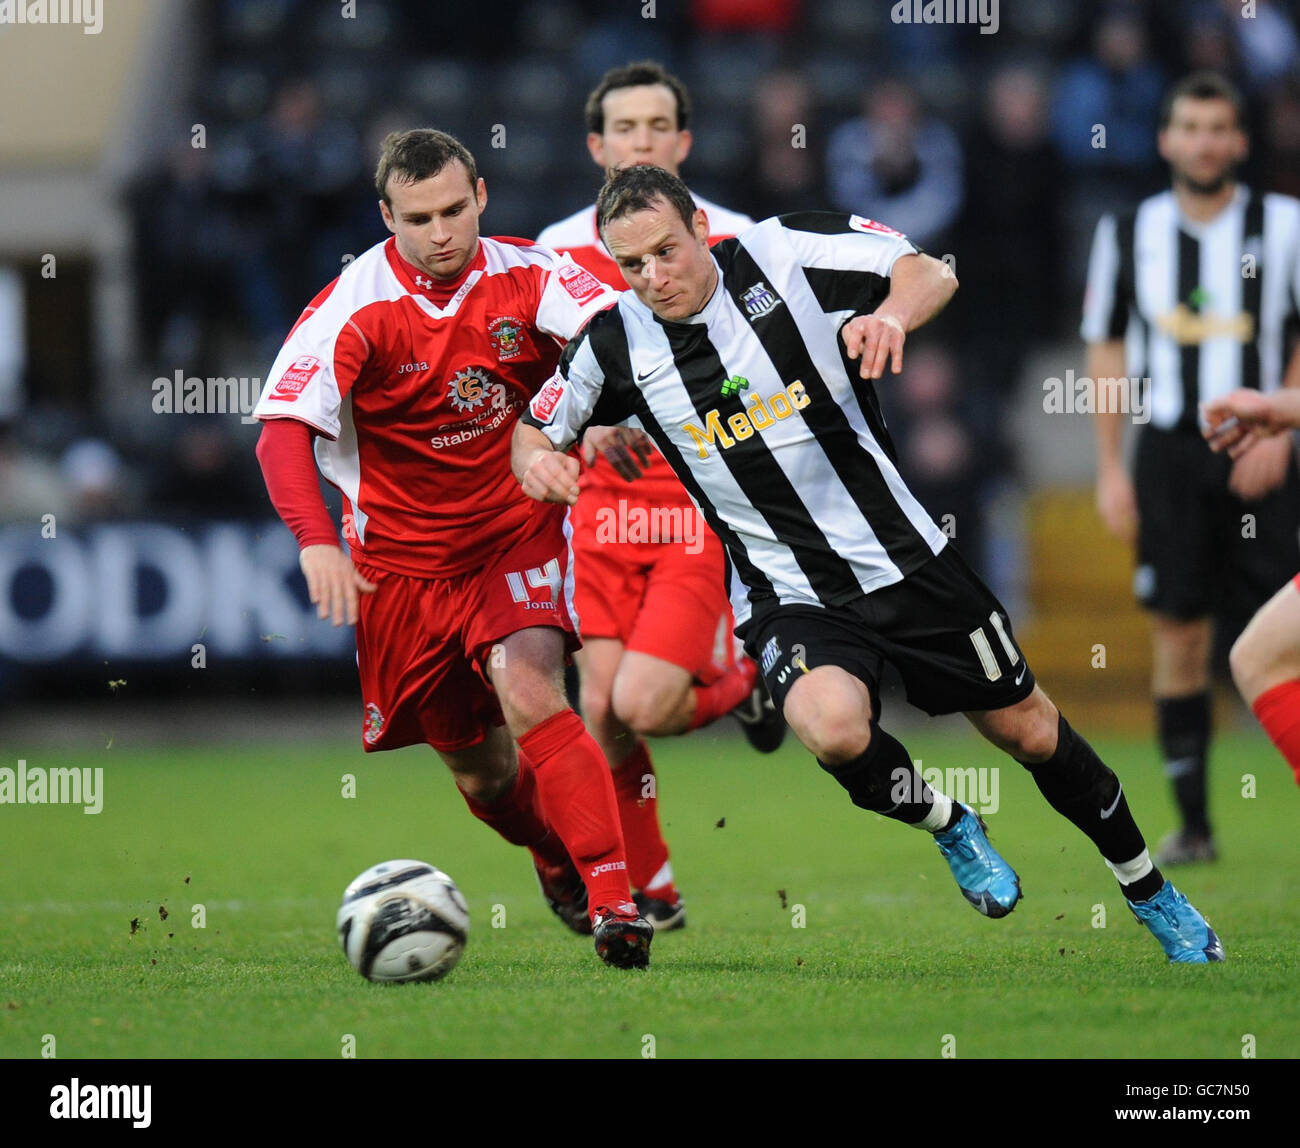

{"left": 969, "top": 611, "right": 1020, "bottom": 681}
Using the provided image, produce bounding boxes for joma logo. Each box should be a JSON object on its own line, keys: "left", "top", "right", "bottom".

{"left": 682, "top": 380, "right": 810, "bottom": 459}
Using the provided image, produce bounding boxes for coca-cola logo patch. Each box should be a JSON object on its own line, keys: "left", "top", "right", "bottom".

{"left": 271, "top": 355, "right": 322, "bottom": 399}
{"left": 557, "top": 264, "right": 604, "bottom": 304}
{"left": 532, "top": 378, "right": 565, "bottom": 421}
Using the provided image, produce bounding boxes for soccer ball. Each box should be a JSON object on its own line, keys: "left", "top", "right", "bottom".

{"left": 336, "top": 860, "right": 469, "bottom": 983}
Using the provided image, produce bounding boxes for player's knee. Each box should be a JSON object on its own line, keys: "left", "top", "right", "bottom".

{"left": 785, "top": 698, "right": 871, "bottom": 764}
{"left": 1228, "top": 630, "right": 1259, "bottom": 699}
{"left": 610, "top": 671, "right": 682, "bottom": 735}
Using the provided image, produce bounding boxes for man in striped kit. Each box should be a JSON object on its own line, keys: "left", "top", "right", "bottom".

{"left": 1086, "top": 72, "right": 1300, "bottom": 866}
{"left": 512, "top": 163, "right": 1224, "bottom": 963}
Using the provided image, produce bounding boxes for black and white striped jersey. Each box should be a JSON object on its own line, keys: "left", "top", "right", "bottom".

{"left": 521, "top": 211, "right": 950, "bottom": 627}
{"left": 1082, "top": 185, "right": 1300, "bottom": 432}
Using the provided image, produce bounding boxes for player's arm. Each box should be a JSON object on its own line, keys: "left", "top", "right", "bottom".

{"left": 843, "top": 252, "right": 957, "bottom": 380}
{"left": 777, "top": 212, "right": 954, "bottom": 380}
{"left": 1080, "top": 212, "right": 1138, "bottom": 544}
{"left": 513, "top": 314, "right": 632, "bottom": 502}
{"left": 252, "top": 319, "right": 375, "bottom": 626}
{"left": 1204, "top": 387, "right": 1300, "bottom": 456}
{"left": 1089, "top": 338, "right": 1137, "bottom": 544}
{"left": 255, "top": 421, "right": 377, "bottom": 626}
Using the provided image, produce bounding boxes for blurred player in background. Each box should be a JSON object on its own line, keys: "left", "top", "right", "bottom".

{"left": 1086, "top": 72, "right": 1300, "bottom": 865}
{"left": 1203, "top": 387, "right": 1300, "bottom": 787}
{"left": 253, "top": 129, "right": 652, "bottom": 968}
{"left": 536, "top": 61, "right": 782, "bottom": 931}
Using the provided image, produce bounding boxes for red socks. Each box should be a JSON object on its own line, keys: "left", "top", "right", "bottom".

{"left": 612, "top": 738, "right": 678, "bottom": 903}
{"left": 459, "top": 750, "right": 570, "bottom": 869}
{"left": 519, "top": 709, "right": 634, "bottom": 915}
{"left": 1251, "top": 678, "right": 1300, "bottom": 786}
{"left": 688, "top": 657, "right": 758, "bottom": 730}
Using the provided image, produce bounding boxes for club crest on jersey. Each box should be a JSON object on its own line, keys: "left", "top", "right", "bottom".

{"left": 489, "top": 316, "right": 527, "bottom": 361}
{"left": 447, "top": 366, "right": 492, "bottom": 412}
{"left": 272, "top": 354, "right": 322, "bottom": 399}
{"left": 740, "top": 281, "right": 780, "bottom": 318}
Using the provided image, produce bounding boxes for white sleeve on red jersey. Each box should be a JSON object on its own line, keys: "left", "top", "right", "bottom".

{"left": 253, "top": 255, "right": 382, "bottom": 438}
{"left": 530, "top": 247, "right": 622, "bottom": 344}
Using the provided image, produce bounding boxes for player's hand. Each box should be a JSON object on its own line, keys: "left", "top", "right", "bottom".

{"left": 1096, "top": 464, "right": 1138, "bottom": 545}
{"left": 299, "top": 544, "right": 377, "bottom": 627}
{"left": 521, "top": 448, "right": 581, "bottom": 505}
{"left": 1202, "top": 389, "right": 1285, "bottom": 458}
{"left": 581, "top": 425, "right": 654, "bottom": 481}
{"left": 1229, "top": 432, "right": 1291, "bottom": 501}
{"left": 842, "top": 312, "right": 906, "bottom": 379}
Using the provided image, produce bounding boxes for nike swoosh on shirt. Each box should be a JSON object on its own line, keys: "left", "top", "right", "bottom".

{"left": 1099, "top": 785, "right": 1123, "bottom": 820}
{"left": 1014, "top": 664, "right": 1027, "bottom": 686}
{"left": 637, "top": 360, "right": 672, "bottom": 382}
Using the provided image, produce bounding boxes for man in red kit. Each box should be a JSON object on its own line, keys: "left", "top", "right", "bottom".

{"left": 252, "top": 128, "right": 652, "bottom": 968}
{"left": 537, "top": 61, "right": 784, "bottom": 932}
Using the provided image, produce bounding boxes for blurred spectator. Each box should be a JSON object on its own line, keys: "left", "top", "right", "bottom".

{"left": 741, "top": 69, "right": 826, "bottom": 219}
{"left": 0, "top": 423, "right": 68, "bottom": 525}
{"left": 60, "top": 439, "right": 139, "bottom": 523}
{"left": 149, "top": 424, "right": 266, "bottom": 517}
{"left": 957, "top": 64, "right": 1064, "bottom": 394}
{"left": 691, "top": 0, "right": 799, "bottom": 34}
{"left": 126, "top": 144, "right": 236, "bottom": 365}
{"left": 882, "top": 345, "right": 993, "bottom": 575}
{"left": 1220, "top": 0, "right": 1298, "bottom": 89}
{"left": 1261, "top": 78, "right": 1300, "bottom": 200}
{"left": 210, "top": 78, "right": 366, "bottom": 356}
{"left": 1051, "top": 4, "right": 1164, "bottom": 179}
{"left": 826, "top": 78, "right": 964, "bottom": 250}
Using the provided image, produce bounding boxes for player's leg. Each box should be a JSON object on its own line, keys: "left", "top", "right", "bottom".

{"left": 565, "top": 513, "right": 687, "bottom": 925}
{"left": 866, "top": 544, "right": 1220, "bottom": 960}
{"left": 1231, "top": 576, "right": 1300, "bottom": 785}
{"left": 968, "top": 684, "right": 1223, "bottom": 961}
{"left": 1150, "top": 613, "right": 1216, "bottom": 863}
{"left": 1134, "top": 426, "right": 1218, "bottom": 864}
{"left": 489, "top": 626, "right": 634, "bottom": 901}
{"left": 468, "top": 510, "right": 650, "bottom": 968}
{"left": 750, "top": 608, "right": 1020, "bottom": 917}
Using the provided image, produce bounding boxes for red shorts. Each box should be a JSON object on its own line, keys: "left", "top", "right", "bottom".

{"left": 355, "top": 503, "right": 579, "bottom": 753}
{"left": 568, "top": 487, "right": 738, "bottom": 685}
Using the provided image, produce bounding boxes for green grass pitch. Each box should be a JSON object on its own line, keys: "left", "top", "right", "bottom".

{"left": 1, "top": 726, "right": 1297, "bottom": 1059}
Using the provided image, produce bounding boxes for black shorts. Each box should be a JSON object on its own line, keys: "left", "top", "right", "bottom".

{"left": 738, "top": 545, "right": 1037, "bottom": 719}
{"left": 1134, "top": 426, "right": 1300, "bottom": 623}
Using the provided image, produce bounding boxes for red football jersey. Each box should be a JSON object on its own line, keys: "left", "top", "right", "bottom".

{"left": 536, "top": 193, "right": 753, "bottom": 502}
{"left": 253, "top": 235, "right": 618, "bottom": 578}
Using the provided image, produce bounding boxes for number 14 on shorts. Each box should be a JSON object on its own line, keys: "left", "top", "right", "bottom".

{"left": 505, "top": 558, "right": 562, "bottom": 606}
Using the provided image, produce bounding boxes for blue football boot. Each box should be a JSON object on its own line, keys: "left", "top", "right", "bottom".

{"left": 1127, "top": 880, "right": 1225, "bottom": 963}
{"left": 933, "top": 803, "right": 1022, "bottom": 918}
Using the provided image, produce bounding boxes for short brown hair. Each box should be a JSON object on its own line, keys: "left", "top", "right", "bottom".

{"left": 1159, "top": 71, "right": 1246, "bottom": 130}
{"left": 374, "top": 128, "right": 478, "bottom": 203}
{"left": 584, "top": 60, "right": 692, "bottom": 135}
{"left": 596, "top": 164, "right": 696, "bottom": 239}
